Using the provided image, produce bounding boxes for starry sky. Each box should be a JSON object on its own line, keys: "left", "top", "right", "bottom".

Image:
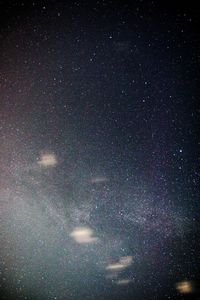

{"left": 0, "top": 1, "right": 200, "bottom": 300}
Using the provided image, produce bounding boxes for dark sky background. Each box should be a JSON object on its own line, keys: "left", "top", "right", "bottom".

{"left": 0, "top": 1, "right": 200, "bottom": 300}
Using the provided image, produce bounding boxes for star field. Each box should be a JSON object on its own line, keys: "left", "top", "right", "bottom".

{"left": 0, "top": 1, "right": 200, "bottom": 300}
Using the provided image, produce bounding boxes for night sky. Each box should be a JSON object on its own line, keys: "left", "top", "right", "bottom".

{"left": 0, "top": 1, "right": 200, "bottom": 300}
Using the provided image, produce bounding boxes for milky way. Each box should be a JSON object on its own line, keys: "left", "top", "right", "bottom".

{"left": 0, "top": 1, "right": 200, "bottom": 300}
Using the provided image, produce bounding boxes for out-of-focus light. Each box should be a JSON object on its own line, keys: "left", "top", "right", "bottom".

{"left": 106, "top": 256, "right": 133, "bottom": 271}
{"left": 70, "top": 227, "right": 98, "bottom": 244}
{"left": 38, "top": 153, "right": 57, "bottom": 167}
{"left": 176, "top": 281, "right": 194, "bottom": 294}
{"left": 106, "top": 263, "right": 125, "bottom": 271}
{"left": 90, "top": 176, "right": 109, "bottom": 183}
{"left": 119, "top": 256, "right": 132, "bottom": 266}
{"left": 116, "top": 279, "right": 132, "bottom": 285}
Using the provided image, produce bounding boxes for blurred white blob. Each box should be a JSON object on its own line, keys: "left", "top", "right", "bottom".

{"left": 106, "top": 256, "right": 133, "bottom": 271}
{"left": 106, "top": 263, "right": 125, "bottom": 271}
{"left": 38, "top": 153, "right": 57, "bottom": 167}
{"left": 90, "top": 176, "right": 109, "bottom": 183}
{"left": 70, "top": 227, "right": 98, "bottom": 244}
{"left": 116, "top": 279, "right": 132, "bottom": 285}
{"left": 176, "top": 281, "right": 194, "bottom": 294}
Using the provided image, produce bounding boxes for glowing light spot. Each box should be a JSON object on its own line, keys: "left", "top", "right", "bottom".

{"left": 106, "top": 263, "right": 125, "bottom": 271}
{"left": 116, "top": 279, "right": 132, "bottom": 285}
{"left": 70, "top": 227, "right": 98, "bottom": 244}
{"left": 176, "top": 281, "right": 194, "bottom": 294}
{"left": 38, "top": 153, "right": 57, "bottom": 167}
{"left": 90, "top": 176, "right": 109, "bottom": 183}
{"left": 106, "top": 256, "right": 133, "bottom": 271}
